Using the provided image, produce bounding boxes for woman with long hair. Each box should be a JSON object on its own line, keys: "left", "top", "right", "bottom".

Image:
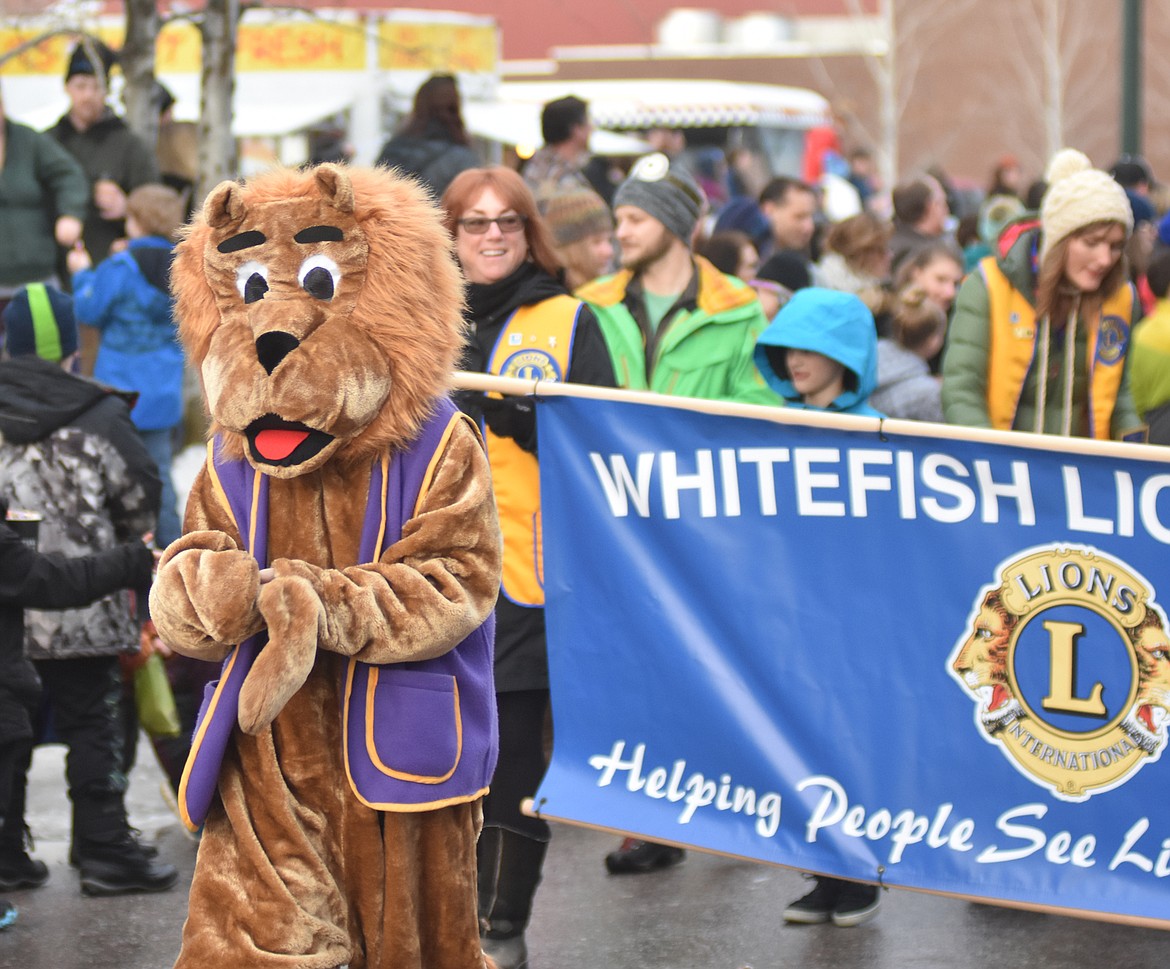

{"left": 376, "top": 73, "right": 481, "bottom": 198}
{"left": 441, "top": 167, "right": 615, "bottom": 969}
{"left": 943, "top": 149, "right": 1143, "bottom": 439}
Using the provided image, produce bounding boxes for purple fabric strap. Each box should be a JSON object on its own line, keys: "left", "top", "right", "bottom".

{"left": 178, "top": 400, "right": 497, "bottom": 827}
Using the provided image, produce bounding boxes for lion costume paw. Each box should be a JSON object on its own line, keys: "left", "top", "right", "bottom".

{"left": 237, "top": 573, "right": 326, "bottom": 734}
{"left": 150, "top": 530, "right": 265, "bottom": 654}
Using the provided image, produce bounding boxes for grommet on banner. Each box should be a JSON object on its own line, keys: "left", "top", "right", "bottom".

{"left": 520, "top": 795, "right": 548, "bottom": 819}
{"left": 876, "top": 864, "right": 887, "bottom": 888}
{"left": 877, "top": 417, "right": 889, "bottom": 443}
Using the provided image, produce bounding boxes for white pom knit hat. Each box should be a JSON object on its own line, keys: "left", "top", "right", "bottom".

{"left": 1039, "top": 148, "right": 1133, "bottom": 263}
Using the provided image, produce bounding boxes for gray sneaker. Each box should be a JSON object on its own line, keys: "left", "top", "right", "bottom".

{"left": 482, "top": 932, "right": 528, "bottom": 969}
{"left": 831, "top": 882, "right": 881, "bottom": 927}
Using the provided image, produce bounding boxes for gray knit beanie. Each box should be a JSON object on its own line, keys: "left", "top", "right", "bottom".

{"left": 614, "top": 153, "right": 705, "bottom": 242}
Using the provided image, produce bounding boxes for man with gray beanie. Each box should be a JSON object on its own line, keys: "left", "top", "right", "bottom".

{"left": 577, "top": 152, "right": 779, "bottom": 408}
{"left": 576, "top": 153, "right": 779, "bottom": 876}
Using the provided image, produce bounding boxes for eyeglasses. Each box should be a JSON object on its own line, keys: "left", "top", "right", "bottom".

{"left": 457, "top": 214, "right": 527, "bottom": 234}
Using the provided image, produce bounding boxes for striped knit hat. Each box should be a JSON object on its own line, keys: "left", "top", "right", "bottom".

{"left": 543, "top": 189, "right": 613, "bottom": 247}
{"left": 1, "top": 284, "right": 78, "bottom": 363}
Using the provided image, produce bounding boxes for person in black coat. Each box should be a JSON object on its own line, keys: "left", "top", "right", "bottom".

{"left": 0, "top": 494, "right": 154, "bottom": 926}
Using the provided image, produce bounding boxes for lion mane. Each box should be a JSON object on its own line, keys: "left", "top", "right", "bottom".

{"left": 172, "top": 163, "right": 466, "bottom": 474}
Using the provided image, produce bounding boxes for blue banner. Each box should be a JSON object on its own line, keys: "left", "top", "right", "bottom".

{"left": 535, "top": 393, "right": 1170, "bottom": 928}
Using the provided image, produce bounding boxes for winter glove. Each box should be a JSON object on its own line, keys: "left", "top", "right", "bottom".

{"left": 480, "top": 394, "right": 537, "bottom": 453}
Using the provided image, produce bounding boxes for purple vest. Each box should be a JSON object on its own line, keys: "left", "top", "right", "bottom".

{"left": 177, "top": 399, "right": 498, "bottom": 830}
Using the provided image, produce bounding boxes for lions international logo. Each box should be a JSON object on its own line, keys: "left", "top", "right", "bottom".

{"left": 1096, "top": 315, "right": 1129, "bottom": 365}
{"left": 499, "top": 348, "right": 563, "bottom": 382}
{"left": 948, "top": 545, "right": 1170, "bottom": 801}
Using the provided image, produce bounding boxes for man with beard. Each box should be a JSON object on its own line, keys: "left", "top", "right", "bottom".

{"left": 577, "top": 155, "right": 779, "bottom": 876}
{"left": 578, "top": 152, "right": 779, "bottom": 407}
{"left": 47, "top": 42, "right": 159, "bottom": 266}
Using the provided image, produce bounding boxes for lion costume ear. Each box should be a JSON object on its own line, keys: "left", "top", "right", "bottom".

{"left": 204, "top": 180, "right": 248, "bottom": 229}
{"left": 314, "top": 163, "right": 355, "bottom": 214}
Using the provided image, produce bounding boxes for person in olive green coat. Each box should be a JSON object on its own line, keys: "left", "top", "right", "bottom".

{"left": 0, "top": 93, "right": 87, "bottom": 292}
{"left": 576, "top": 153, "right": 781, "bottom": 408}
{"left": 943, "top": 149, "right": 1143, "bottom": 441}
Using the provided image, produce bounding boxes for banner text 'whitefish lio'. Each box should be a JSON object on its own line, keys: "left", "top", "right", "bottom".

{"left": 588, "top": 447, "right": 1170, "bottom": 542}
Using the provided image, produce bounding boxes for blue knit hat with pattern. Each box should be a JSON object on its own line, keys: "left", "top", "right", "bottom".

{"left": 1, "top": 284, "right": 78, "bottom": 363}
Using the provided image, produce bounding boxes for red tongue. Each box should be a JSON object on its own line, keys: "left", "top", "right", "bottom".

{"left": 1139, "top": 705, "right": 1156, "bottom": 733}
{"left": 989, "top": 684, "right": 1010, "bottom": 712}
{"left": 255, "top": 429, "right": 309, "bottom": 461}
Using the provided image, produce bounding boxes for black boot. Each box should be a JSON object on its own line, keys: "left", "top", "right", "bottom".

{"left": 478, "top": 828, "right": 549, "bottom": 969}
{"left": 0, "top": 743, "right": 47, "bottom": 891}
{"left": 0, "top": 825, "right": 49, "bottom": 891}
{"left": 72, "top": 794, "right": 178, "bottom": 897}
{"left": 76, "top": 835, "right": 179, "bottom": 896}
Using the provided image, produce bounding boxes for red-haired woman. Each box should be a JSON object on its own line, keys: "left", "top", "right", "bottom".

{"left": 442, "top": 166, "right": 615, "bottom": 969}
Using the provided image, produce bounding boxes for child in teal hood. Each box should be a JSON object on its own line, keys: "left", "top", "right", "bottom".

{"left": 753, "top": 287, "right": 884, "bottom": 417}
{"left": 756, "top": 289, "right": 886, "bottom": 927}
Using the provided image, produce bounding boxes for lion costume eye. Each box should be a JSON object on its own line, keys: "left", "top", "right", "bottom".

{"left": 299, "top": 254, "right": 340, "bottom": 301}
{"left": 236, "top": 260, "right": 269, "bottom": 304}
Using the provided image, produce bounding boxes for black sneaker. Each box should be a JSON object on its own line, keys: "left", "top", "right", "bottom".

{"left": 831, "top": 882, "right": 881, "bottom": 927}
{"left": 0, "top": 842, "right": 49, "bottom": 891}
{"left": 0, "top": 900, "right": 15, "bottom": 931}
{"left": 604, "top": 838, "right": 685, "bottom": 874}
{"left": 76, "top": 837, "right": 179, "bottom": 897}
{"left": 69, "top": 829, "right": 158, "bottom": 868}
{"left": 783, "top": 877, "right": 841, "bottom": 924}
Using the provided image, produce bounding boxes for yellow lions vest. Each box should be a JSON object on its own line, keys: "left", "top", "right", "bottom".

{"left": 486, "top": 294, "right": 581, "bottom": 607}
{"left": 980, "top": 256, "right": 1133, "bottom": 439}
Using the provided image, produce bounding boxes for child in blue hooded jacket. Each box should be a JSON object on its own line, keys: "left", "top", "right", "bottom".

{"left": 68, "top": 184, "right": 185, "bottom": 546}
{"left": 752, "top": 286, "right": 884, "bottom": 927}
{"left": 753, "top": 286, "right": 884, "bottom": 419}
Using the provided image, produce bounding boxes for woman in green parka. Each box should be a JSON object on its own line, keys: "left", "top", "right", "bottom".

{"left": 942, "top": 149, "right": 1144, "bottom": 441}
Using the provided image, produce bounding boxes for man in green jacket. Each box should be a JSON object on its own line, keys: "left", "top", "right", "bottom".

{"left": 577, "top": 155, "right": 779, "bottom": 877}
{"left": 576, "top": 152, "right": 780, "bottom": 407}
{"left": 0, "top": 90, "right": 87, "bottom": 295}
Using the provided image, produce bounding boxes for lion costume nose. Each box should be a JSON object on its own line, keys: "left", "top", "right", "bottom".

{"left": 256, "top": 331, "right": 301, "bottom": 375}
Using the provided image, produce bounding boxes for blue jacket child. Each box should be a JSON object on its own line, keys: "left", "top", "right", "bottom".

{"left": 69, "top": 184, "right": 186, "bottom": 545}
{"left": 753, "top": 286, "right": 884, "bottom": 417}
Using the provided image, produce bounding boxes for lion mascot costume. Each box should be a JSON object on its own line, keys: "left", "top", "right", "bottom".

{"left": 149, "top": 163, "right": 503, "bottom": 969}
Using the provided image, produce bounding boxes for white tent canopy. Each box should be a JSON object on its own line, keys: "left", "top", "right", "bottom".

{"left": 1, "top": 71, "right": 369, "bottom": 138}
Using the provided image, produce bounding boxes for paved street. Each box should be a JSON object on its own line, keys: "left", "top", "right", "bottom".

{"left": 2, "top": 742, "right": 1168, "bottom": 969}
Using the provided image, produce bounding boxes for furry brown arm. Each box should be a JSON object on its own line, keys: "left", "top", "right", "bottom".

{"left": 148, "top": 465, "right": 266, "bottom": 661}
{"left": 262, "top": 418, "right": 501, "bottom": 664}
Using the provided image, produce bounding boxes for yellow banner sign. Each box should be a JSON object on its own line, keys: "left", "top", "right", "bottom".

{"left": 377, "top": 22, "right": 495, "bottom": 74}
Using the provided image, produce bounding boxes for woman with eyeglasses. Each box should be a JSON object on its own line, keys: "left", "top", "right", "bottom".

{"left": 441, "top": 167, "right": 615, "bottom": 969}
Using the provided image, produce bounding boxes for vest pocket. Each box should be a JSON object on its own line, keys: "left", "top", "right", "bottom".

{"left": 364, "top": 668, "right": 462, "bottom": 783}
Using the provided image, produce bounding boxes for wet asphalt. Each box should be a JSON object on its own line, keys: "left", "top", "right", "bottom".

{"left": 2, "top": 742, "right": 1167, "bottom": 969}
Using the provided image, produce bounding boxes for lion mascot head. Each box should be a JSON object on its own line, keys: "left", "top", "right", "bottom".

{"left": 952, "top": 588, "right": 1023, "bottom": 733}
{"left": 173, "top": 163, "right": 465, "bottom": 476}
{"left": 1123, "top": 610, "right": 1170, "bottom": 752}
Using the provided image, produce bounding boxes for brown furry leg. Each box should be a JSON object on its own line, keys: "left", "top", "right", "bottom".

{"left": 175, "top": 673, "right": 358, "bottom": 968}
{"left": 356, "top": 799, "right": 488, "bottom": 969}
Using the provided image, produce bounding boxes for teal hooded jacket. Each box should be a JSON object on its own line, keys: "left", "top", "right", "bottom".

{"left": 753, "top": 287, "right": 884, "bottom": 417}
